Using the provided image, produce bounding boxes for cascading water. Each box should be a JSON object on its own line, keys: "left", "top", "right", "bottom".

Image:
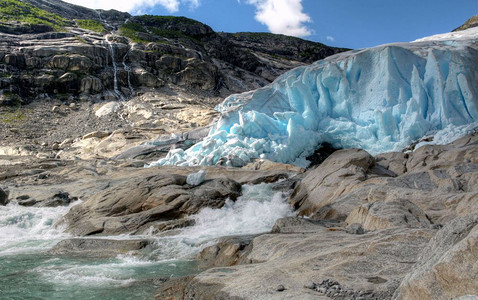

{"left": 106, "top": 40, "right": 125, "bottom": 100}
{"left": 122, "top": 50, "right": 134, "bottom": 96}
{"left": 0, "top": 183, "right": 293, "bottom": 299}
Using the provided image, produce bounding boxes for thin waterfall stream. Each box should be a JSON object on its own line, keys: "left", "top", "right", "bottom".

{"left": 106, "top": 39, "right": 125, "bottom": 100}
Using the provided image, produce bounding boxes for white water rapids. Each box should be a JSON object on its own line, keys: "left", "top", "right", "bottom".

{"left": 0, "top": 183, "right": 293, "bottom": 299}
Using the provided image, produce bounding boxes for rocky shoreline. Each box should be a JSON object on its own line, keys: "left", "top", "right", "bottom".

{"left": 1, "top": 131, "right": 477, "bottom": 299}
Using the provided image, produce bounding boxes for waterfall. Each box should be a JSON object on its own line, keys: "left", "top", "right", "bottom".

{"left": 106, "top": 40, "right": 125, "bottom": 100}
{"left": 122, "top": 49, "right": 134, "bottom": 96}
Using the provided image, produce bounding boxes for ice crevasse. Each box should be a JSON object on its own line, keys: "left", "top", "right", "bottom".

{"left": 153, "top": 28, "right": 478, "bottom": 168}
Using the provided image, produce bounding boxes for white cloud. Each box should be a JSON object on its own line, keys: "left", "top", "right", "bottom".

{"left": 62, "top": 0, "right": 200, "bottom": 14}
{"left": 244, "top": 0, "right": 312, "bottom": 37}
{"left": 326, "top": 35, "right": 335, "bottom": 42}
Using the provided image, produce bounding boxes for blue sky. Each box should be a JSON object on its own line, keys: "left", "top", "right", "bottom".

{"left": 65, "top": 0, "right": 477, "bottom": 49}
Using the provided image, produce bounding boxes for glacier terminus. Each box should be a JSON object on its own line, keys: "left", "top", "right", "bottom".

{"left": 153, "top": 28, "right": 478, "bottom": 168}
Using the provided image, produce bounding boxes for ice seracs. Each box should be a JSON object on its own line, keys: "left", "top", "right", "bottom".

{"left": 153, "top": 29, "right": 478, "bottom": 168}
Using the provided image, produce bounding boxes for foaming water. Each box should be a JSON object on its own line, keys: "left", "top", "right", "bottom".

{"left": 149, "top": 183, "right": 294, "bottom": 260}
{"left": 183, "top": 183, "right": 293, "bottom": 242}
{"left": 0, "top": 183, "right": 293, "bottom": 299}
{"left": 0, "top": 201, "right": 80, "bottom": 255}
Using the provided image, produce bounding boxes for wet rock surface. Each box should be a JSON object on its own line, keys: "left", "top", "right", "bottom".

{"left": 0, "top": 188, "right": 8, "bottom": 206}
{"left": 49, "top": 238, "right": 155, "bottom": 258}
{"left": 159, "top": 133, "right": 478, "bottom": 300}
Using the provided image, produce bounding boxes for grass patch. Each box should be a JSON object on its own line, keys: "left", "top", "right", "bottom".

{"left": 0, "top": 108, "right": 26, "bottom": 124}
{"left": 119, "top": 22, "right": 150, "bottom": 43}
{"left": 74, "top": 35, "right": 88, "bottom": 43}
{"left": 120, "top": 15, "right": 211, "bottom": 45}
{"left": 75, "top": 19, "right": 106, "bottom": 33}
{"left": 0, "top": 0, "right": 68, "bottom": 31}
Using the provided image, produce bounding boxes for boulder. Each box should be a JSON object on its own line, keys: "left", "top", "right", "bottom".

{"left": 186, "top": 169, "right": 206, "bottom": 186}
{"left": 197, "top": 235, "right": 256, "bottom": 268}
{"left": 95, "top": 101, "right": 120, "bottom": 117}
{"left": 49, "top": 238, "right": 154, "bottom": 258}
{"left": 0, "top": 188, "right": 8, "bottom": 206}
{"left": 36, "top": 191, "right": 78, "bottom": 207}
{"left": 289, "top": 148, "right": 374, "bottom": 217}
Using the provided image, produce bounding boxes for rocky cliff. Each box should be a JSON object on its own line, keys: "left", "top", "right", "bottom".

{"left": 0, "top": 0, "right": 346, "bottom": 105}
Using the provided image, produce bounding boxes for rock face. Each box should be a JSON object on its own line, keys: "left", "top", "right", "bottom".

{"left": 0, "top": 0, "right": 345, "bottom": 104}
{"left": 393, "top": 214, "right": 478, "bottom": 300}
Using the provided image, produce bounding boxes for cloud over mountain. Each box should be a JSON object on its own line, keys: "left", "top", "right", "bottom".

{"left": 63, "top": 0, "right": 200, "bottom": 14}
{"left": 244, "top": 0, "right": 312, "bottom": 37}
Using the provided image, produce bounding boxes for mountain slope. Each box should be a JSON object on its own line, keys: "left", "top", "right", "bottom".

{"left": 0, "top": 0, "right": 346, "bottom": 105}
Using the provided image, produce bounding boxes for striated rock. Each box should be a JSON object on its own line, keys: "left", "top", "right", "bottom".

{"left": 180, "top": 225, "right": 434, "bottom": 299}
{"left": 375, "top": 152, "right": 408, "bottom": 175}
{"left": 345, "top": 199, "right": 431, "bottom": 231}
{"left": 394, "top": 214, "right": 478, "bottom": 300}
{"left": 155, "top": 276, "right": 195, "bottom": 300}
{"left": 271, "top": 216, "right": 342, "bottom": 234}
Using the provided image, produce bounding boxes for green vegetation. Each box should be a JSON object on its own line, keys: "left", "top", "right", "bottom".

{"left": 74, "top": 35, "right": 87, "bottom": 43}
{"left": 0, "top": 0, "right": 68, "bottom": 31}
{"left": 0, "top": 108, "right": 25, "bottom": 123}
{"left": 150, "top": 27, "right": 191, "bottom": 40}
{"left": 75, "top": 19, "right": 106, "bottom": 33}
{"left": 119, "top": 22, "right": 150, "bottom": 43}
{"left": 119, "top": 15, "right": 212, "bottom": 45}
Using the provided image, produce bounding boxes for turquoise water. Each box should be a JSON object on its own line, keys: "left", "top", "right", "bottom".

{"left": 0, "top": 183, "right": 293, "bottom": 299}
{"left": 0, "top": 253, "right": 200, "bottom": 300}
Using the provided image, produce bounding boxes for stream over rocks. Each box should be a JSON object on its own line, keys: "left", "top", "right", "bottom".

{"left": 0, "top": 183, "right": 293, "bottom": 299}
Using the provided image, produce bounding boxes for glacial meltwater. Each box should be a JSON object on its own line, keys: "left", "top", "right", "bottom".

{"left": 0, "top": 183, "right": 293, "bottom": 299}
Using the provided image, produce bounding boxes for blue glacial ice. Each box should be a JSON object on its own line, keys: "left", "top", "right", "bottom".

{"left": 153, "top": 29, "right": 478, "bottom": 168}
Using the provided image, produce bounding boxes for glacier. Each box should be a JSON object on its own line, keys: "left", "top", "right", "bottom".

{"left": 152, "top": 28, "right": 478, "bottom": 168}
